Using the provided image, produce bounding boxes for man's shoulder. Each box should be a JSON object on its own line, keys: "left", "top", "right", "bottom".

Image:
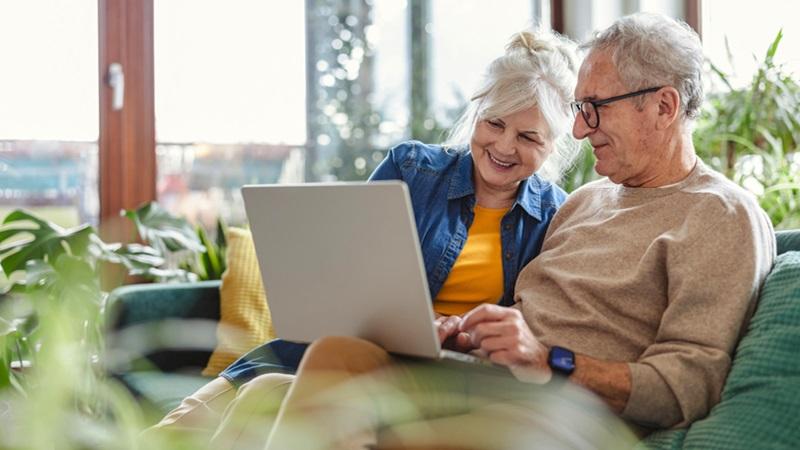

{"left": 681, "top": 162, "right": 763, "bottom": 216}
{"left": 671, "top": 162, "right": 774, "bottom": 254}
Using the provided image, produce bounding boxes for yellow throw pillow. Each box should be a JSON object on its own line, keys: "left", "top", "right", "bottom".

{"left": 202, "top": 227, "right": 275, "bottom": 376}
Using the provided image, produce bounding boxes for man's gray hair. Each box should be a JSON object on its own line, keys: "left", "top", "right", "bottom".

{"left": 581, "top": 12, "right": 704, "bottom": 120}
{"left": 445, "top": 29, "right": 581, "bottom": 182}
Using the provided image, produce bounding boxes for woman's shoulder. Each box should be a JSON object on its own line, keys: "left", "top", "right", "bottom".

{"left": 387, "top": 140, "right": 464, "bottom": 172}
{"left": 525, "top": 174, "right": 568, "bottom": 208}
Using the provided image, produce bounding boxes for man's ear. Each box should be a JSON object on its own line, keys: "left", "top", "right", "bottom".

{"left": 655, "top": 87, "right": 681, "bottom": 130}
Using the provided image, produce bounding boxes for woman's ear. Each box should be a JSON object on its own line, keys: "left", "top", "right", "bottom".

{"left": 655, "top": 86, "right": 681, "bottom": 130}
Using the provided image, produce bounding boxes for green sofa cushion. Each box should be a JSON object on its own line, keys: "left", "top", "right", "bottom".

{"left": 682, "top": 250, "right": 800, "bottom": 448}
{"left": 644, "top": 250, "right": 800, "bottom": 449}
{"left": 107, "top": 281, "right": 222, "bottom": 373}
{"left": 776, "top": 229, "right": 800, "bottom": 255}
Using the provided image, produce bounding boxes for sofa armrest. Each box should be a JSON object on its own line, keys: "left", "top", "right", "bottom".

{"left": 107, "top": 280, "right": 222, "bottom": 326}
{"left": 106, "top": 280, "right": 222, "bottom": 374}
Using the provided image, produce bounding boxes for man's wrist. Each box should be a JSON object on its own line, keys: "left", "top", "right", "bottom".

{"left": 547, "top": 346, "right": 576, "bottom": 380}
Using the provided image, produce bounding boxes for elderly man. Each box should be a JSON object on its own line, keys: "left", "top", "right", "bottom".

{"left": 459, "top": 12, "right": 776, "bottom": 430}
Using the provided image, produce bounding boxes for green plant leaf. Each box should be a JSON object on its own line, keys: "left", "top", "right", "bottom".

{"left": 196, "top": 225, "right": 224, "bottom": 280}
{"left": 215, "top": 218, "right": 227, "bottom": 250}
{"left": 16, "top": 256, "right": 102, "bottom": 309}
{"left": 128, "top": 266, "right": 198, "bottom": 282}
{"left": 765, "top": 29, "right": 783, "bottom": 62}
{"left": 0, "top": 330, "right": 11, "bottom": 390}
{"left": 21, "top": 259, "right": 59, "bottom": 293}
{"left": 697, "top": 29, "right": 800, "bottom": 229}
{"left": 0, "top": 316, "right": 16, "bottom": 337}
{"left": 92, "top": 237, "right": 165, "bottom": 274}
{"left": 0, "top": 210, "right": 95, "bottom": 277}
{"left": 123, "top": 202, "right": 205, "bottom": 253}
{"left": 708, "top": 60, "right": 734, "bottom": 92}
{"left": 113, "top": 243, "right": 165, "bottom": 269}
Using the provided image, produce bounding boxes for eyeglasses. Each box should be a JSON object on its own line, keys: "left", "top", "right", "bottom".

{"left": 570, "top": 86, "right": 663, "bottom": 129}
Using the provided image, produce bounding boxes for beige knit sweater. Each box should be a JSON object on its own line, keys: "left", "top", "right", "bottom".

{"left": 515, "top": 160, "right": 775, "bottom": 429}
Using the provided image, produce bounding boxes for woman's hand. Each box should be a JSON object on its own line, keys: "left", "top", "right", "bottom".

{"left": 435, "top": 315, "right": 475, "bottom": 353}
{"left": 459, "top": 304, "right": 550, "bottom": 373}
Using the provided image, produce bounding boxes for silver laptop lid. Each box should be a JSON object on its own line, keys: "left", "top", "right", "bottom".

{"left": 241, "top": 181, "right": 442, "bottom": 359}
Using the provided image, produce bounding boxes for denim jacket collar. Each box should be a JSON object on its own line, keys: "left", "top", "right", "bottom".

{"left": 448, "top": 150, "right": 543, "bottom": 222}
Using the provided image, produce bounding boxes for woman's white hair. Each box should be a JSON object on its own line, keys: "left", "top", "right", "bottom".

{"left": 581, "top": 12, "right": 704, "bottom": 121}
{"left": 444, "top": 29, "right": 580, "bottom": 182}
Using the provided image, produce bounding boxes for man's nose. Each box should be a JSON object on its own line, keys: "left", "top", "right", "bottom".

{"left": 572, "top": 113, "right": 592, "bottom": 139}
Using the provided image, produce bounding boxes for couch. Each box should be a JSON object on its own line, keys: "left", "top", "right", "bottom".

{"left": 105, "top": 229, "right": 800, "bottom": 448}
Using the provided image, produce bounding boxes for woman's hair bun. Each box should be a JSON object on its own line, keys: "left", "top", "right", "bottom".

{"left": 508, "top": 30, "right": 553, "bottom": 54}
{"left": 505, "top": 30, "right": 578, "bottom": 74}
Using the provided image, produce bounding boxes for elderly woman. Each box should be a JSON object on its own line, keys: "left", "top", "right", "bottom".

{"left": 147, "top": 29, "right": 594, "bottom": 449}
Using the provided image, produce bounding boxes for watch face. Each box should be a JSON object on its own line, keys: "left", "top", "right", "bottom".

{"left": 549, "top": 346, "right": 575, "bottom": 375}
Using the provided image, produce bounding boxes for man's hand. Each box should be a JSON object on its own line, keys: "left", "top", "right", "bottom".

{"left": 435, "top": 315, "right": 474, "bottom": 352}
{"left": 459, "top": 304, "right": 549, "bottom": 371}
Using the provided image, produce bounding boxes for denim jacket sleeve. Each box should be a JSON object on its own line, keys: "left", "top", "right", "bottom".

{"left": 368, "top": 146, "right": 403, "bottom": 181}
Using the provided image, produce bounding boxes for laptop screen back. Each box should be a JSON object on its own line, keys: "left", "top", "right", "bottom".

{"left": 241, "top": 181, "right": 442, "bottom": 358}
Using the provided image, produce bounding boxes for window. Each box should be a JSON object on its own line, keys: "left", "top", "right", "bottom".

{"left": 431, "top": 0, "right": 538, "bottom": 128}
{"left": 702, "top": 1, "right": 800, "bottom": 86}
{"left": 154, "top": 0, "right": 305, "bottom": 228}
{"left": 0, "top": 2, "right": 99, "bottom": 228}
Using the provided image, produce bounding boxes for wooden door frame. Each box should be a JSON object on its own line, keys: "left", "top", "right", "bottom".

{"left": 98, "top": 0, "right": 155, "bottom": 242}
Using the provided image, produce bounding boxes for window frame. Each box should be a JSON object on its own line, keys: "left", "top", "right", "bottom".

{"left": 98, "top": 0, "right": 156, "bottom": 241}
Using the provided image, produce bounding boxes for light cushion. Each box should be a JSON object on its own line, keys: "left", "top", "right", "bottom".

{"left": 202, "top": 227, "right": 275, "bottom": 376}
{"left": 641, "top": 250, "right": 800, "bottom": 449}
{"left": 121, "top": 372, "right": 213, "bottom": 418}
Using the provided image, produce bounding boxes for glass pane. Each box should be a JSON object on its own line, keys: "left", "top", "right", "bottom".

{"left": 431, "top": 0, "right": 535, "bottom": 129}
{"left": 155, "top": 0, "right": 306, "bottom": 228}
{"left": 702, "top": 1, "right": 800, "bottom": 86}
{"left": 371, "top": 0, "right": 410, "bottom": 151}
{"left": 0, "top": 2, "right": 99, "bottom": 228}
{"left": 304, "top": 0, "right": 407, "bottom": 182}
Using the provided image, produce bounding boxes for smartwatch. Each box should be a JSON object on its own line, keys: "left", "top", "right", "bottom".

{"left": 548, "top": 346, "right": 576, "bottom": 377}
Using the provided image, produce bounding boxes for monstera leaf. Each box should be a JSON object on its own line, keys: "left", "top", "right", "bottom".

{"left": 91, "top": 238, "right": 164, "bottom": 271}
{"left": 123, "top": 202, "right": 205, "bottom": 254}
{"left": 0, "top": 210, "right": 94, "bottom": 277}
{"left": 18, "top": 256, "right": 102, "bottom": 307}
{"left": 0, "top": 316, "right": 21, "bottom": 392}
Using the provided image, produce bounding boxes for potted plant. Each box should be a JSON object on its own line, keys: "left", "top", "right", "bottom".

{"left": 0, "top": 202, "right": 226, "bottom": 449}
{"left": 694, "top": 30, "right": 800, "bottom": 229}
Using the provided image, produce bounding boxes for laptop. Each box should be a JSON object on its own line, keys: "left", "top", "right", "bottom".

{"left": 241, "top": 181, "right": 501, "bottom": 368}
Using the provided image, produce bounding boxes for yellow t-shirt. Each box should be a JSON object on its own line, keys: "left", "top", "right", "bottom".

{"left": 433, "top": 205, "right": 507, "bottom": 316}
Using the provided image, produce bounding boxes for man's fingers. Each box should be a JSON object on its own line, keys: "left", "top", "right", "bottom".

{"left": 467, "top": 320, "right": 518, "bottom": 347}
{"left": 454, "top": 332, "right": 475, "bottom": 353}
{"left": 478, "top": 336, "right": 527, "bottom": 364}
{"left": 476, "top": 335, "right": 515, "bottom": 353}
{"left": 436, "top": 315, "right": 461, "bottom": 342}
{"left": 460, "top": 304, "right": 519, "bottom": 331}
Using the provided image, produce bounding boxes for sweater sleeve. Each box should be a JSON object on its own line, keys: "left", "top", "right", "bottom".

{"left": 621, "top": 200, "right": 775, "bottom": 429}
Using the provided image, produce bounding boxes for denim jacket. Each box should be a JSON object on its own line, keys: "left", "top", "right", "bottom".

{"left": 369, "top": 140, "right": 567, "bottom": 307}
